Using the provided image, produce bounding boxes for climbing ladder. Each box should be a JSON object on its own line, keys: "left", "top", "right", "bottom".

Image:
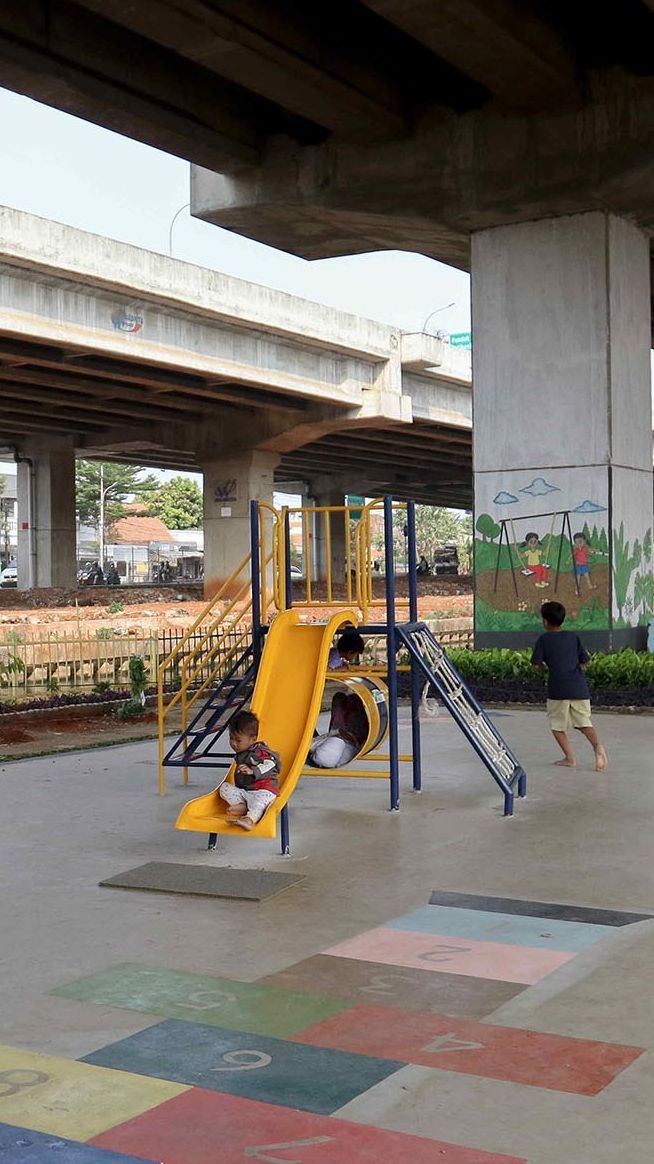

{"left": 397, "top": 621, "right": 526, "bottom": 816}
{"left": 161, "top": 646, "right": 258, "bottom": 772}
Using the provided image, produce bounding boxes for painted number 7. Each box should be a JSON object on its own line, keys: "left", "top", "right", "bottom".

{"left": 245, "top": 1137, "right": 333, "bottom": 1162}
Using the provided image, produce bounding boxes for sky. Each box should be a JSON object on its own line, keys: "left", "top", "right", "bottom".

{"left": 0, "top": 87, "right": 471, "bottom": 333}
{"left": 0, "top": 85, "right": 472, "bottom": 492}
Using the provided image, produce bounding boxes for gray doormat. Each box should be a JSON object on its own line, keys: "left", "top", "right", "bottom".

{"left": 99, "top": 861, "right": 305, "bottom": 902}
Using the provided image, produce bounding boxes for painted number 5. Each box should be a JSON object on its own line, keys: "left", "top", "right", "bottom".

{"left": 212, "top": 1050, "right": 272, "bottom": 1072}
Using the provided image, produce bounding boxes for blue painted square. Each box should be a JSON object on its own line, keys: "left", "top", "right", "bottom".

{"left": 385, "top": 905, "right": 615, "bottom": 951}
{"left": 0, "top": 1122, "right": 145, "bottom": 1163}
{"left": 81, "top": 1019, "right": 403, "bottom": 1116}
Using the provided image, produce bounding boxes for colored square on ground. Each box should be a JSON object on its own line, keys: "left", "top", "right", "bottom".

{"left": 99, "top": 862, "right": 304, "bottom": 901}
{"left": 0, "top": 1044, "right": 186, "bottom": 1141}
{"left": 81, "top": 1019, "right": 403, "bottom": 1116}
{"left": 323, "top": 927, "right": 574, "bottom": 984}
{"left": 259, "top": 954, "right": 525, "bottom": 1018}
{"left": 53, "top": 963, "right": 349, "bottom": 1038}
{"left": 387, "top": 904, "right": 615, "bottom": 951}
{"left": 92, "top": 1086, "right": 526, "bottom": 1163}
{"left": 428, "top": 891, "right": 653, "bottom": 927}
{"left": 290, "top": 1005, "right": 645, "bottom": 1095}
{"left": 0, "top": 1122, "right": 148, "bottom": 1163}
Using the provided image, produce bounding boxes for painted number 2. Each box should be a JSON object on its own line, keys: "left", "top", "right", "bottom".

{"left": 419, "top": 944, "right": 471, "bottom": 964}
{"left": 211, "top": 1050, "right": 272, "bottom": 1072}
{"left": 245, "top": 1136, "right": 333, "bottom": 1162}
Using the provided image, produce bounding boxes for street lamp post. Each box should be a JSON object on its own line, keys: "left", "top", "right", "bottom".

{"left": 421, "top": 302, "right": 456, "bottom": 336}
{"left": 98, "top": 464, "right": 119, "bottom": 570}
{"left": 168, "top": 202, "right": 190, "bottom": 256}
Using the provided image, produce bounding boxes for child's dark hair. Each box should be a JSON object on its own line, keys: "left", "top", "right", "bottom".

{"left": 573, "top": 531, "right": 587, "bottom": 542}
{"left": 229, "top": 709, "right": 259, "bottom": 736}
{"left": 523, "top": 532, "right": 540, "bottom": 545}
{"left": 541, "top": 601, "right": 566, "bottom": 627}
{"left": 337, "top": 629, "right": 365, "bottom": 655}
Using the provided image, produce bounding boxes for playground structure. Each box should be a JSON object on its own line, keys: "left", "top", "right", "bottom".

{"left": 158, "top": 498, "right": 527, "bottom": 852}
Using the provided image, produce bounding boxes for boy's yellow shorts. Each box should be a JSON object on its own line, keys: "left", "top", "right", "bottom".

{"left": 546, "top": 699, "right": 592, "bottom": 732}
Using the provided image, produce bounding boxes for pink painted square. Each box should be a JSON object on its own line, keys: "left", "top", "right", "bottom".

{"left": 323, "top": 927, "right": 574, "bottom": 984}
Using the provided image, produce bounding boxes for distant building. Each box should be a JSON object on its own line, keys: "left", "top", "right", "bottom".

{"left": 106, "top": 515, "right": 178, "bottom": 583}
{"left": 0, "top": 472, "right": 17, "bottom": 567}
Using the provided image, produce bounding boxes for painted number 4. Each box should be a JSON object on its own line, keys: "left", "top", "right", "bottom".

{"left": 244, "top": 1137, "right": 333, "bottom": 1162}
{"left": 423, "top": 1032, "right": 484, "bottom": 1054}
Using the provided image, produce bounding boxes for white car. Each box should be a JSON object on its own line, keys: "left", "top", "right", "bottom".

{"left": 0, "top": 565, "right": 17, "bottom": 587}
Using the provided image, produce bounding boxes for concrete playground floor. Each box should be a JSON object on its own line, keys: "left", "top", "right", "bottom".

{"left": 1, "top": 707, "right": 653, "bottom": 1162}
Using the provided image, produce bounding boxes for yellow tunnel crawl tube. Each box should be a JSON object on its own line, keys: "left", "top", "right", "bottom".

{"left": 313, "top": 674, "right": 389, "bottom": 764}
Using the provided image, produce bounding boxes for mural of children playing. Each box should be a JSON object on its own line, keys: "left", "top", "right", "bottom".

{"left": 521, "top": 532, "right": 550, "bottom": 589}
{"left": 572, "top": 531, "right": 597, "bottom": 590}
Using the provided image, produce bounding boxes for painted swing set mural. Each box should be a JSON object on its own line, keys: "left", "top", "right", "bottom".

{"left": 474, "top": 471, "right": 611, "bottom": 633}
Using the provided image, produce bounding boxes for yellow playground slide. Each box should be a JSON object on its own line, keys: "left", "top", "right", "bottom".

{"left": 175, "top": 607, "right": 359, "bottom": 840}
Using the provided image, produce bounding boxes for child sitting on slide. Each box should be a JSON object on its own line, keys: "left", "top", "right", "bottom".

{"left": 220, "top": 709, "right": 280, "bottom": 830}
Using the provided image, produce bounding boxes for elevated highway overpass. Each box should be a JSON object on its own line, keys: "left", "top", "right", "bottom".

{"left": 1, "top": 4, "right": 652, "bottom": 646}
{"left": 0, "top": 208, "right": 471, "bottom": 588}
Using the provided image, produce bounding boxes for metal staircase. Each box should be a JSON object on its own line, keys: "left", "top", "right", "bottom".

{"left": 397, "top": 621, "right": 526, "bottom": 816}
{"left": 157, "top": 503, "right": 284, "bottom": 793}
{"left": 161, "top": 644, "right": 258, "bottom": 773}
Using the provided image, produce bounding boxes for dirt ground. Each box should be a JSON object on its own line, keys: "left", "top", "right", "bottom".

{"left": 0, "top": 582, "right": 472, "bottom": 636}
{"left": 476, "top": 565, "right": 609, "bottom": 617}
{"left": 0, "top": 710, "right": 161, "bottom": 762}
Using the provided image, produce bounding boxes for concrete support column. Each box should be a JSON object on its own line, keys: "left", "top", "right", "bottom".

{"left": 16, "top": 442, "right": 77, "bottom": 589}
{"left": 472, "top": 212, "right": 653, "bottom": 650}
{"left": 202, "top": 450, "right": 278, "bottom": 596}
{"left": 311, "top": 489, "right": 347, "bottom": 584}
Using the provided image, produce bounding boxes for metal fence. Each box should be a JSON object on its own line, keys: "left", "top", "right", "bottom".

{"left": 0, "top": 623, "right": 250, "bottom": 699}
{"left": 0, "top": 618, "right": 471, "bottom": 701}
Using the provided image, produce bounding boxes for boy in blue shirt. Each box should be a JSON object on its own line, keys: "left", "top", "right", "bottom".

{"left": 531, "top": 601, "right": 607, "bottom": 771}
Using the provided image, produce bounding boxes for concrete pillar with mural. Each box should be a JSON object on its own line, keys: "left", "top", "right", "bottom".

{"left": 202, "top": 450, "right": 278, "bottom": 596}
{"left": 472, "top": 212, "right": 653, "bottom": 651}
{"left": 16, "top": 440, "right": 77, "bottom": 589}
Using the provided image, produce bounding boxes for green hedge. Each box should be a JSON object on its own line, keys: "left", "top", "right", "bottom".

{"left": 448, "top": 648, "right": 654, "bottom": 688}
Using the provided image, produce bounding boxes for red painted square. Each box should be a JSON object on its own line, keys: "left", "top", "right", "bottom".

{"left": 289, "top": 1005, "right": 644, "bottom": 1095}
{"left": 91, "top": 1086, "right": 525, "bottom": 1163}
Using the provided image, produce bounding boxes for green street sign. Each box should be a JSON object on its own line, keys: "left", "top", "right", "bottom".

{"left": 449, "top": 331, "right": 472, "bottom": 348}
{"left": 347, "top": 495, "right": 365, "bottom": 520}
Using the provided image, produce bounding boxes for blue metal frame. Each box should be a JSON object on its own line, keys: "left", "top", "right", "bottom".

{"left": 250, "top": 500, "right": 263, "bottom": 667}
{"left": 383, "top": 495, "right": 400, "bottom": 811}
{"left": 406, "top": 500, "right": 422, "bottom": 792}
{"left": 396, "top": 621, "right": 527, "bottom": 816}
{"left": 284, "top": 508, "right": 293, "bottom": 612}
{"left": 279, "top": 503, "right": 293, "bottom": 852}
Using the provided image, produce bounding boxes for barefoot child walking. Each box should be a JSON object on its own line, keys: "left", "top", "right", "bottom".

{"left": 531, "top": 601, "right": 608, "bottom": 771}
